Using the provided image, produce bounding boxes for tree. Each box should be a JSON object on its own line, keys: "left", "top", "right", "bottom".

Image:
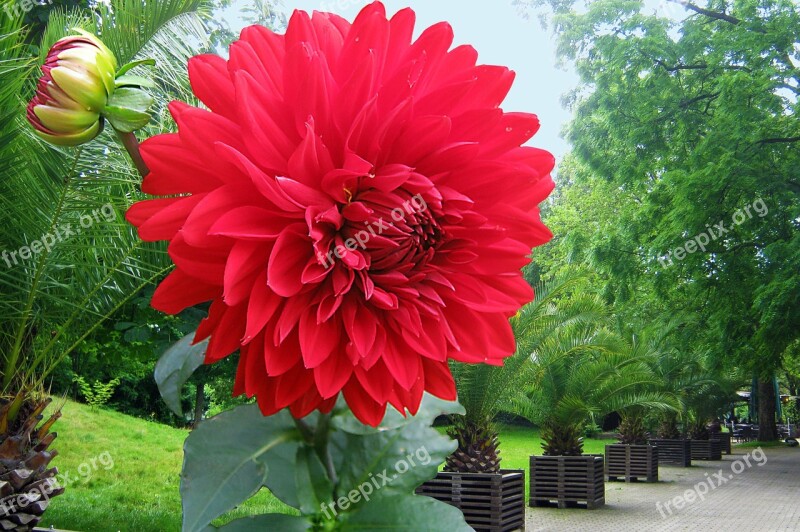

{"left": 520, "top": 0, "right": 800, "bottom": 440}
{"left": 446, "top": 272, "right": 608, "bottom": 472}
{"left": 514, "top": 293, "right": 675, "bottom": 455}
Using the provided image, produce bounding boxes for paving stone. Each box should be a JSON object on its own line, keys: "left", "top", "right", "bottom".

{"left": 525, "top": 446, "right": 800, "bottom": 531}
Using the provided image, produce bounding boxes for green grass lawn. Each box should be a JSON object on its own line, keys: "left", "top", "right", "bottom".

{"left": 41, "top": 401, "right": 614, "bottom": 531}
{"left": 41, "top": 400, "right": 293, "bottom": 531}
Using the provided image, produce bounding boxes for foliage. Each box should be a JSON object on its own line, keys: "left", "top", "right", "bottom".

{"left": 582, "top": 419, "right": 602, "bottom": 439}
{"left": 0, "top": 0, "right": 213, "bottom": 423}
{"left": 514, "top": 290, "right": 677, "bottom": 455}
{"left": 179, "top": 395, "right": 471, "bottom": 532}
{"left": 519, "top": 0, "right": 800, "bottom": 440}
{"left": 617, "top": 414, "right": 649, "bottom": 445}
{"left": 39, "top": 400, "right": 614, "bottom": 530}
{"left": 73, "top": 375, "right": 120, "bottom": 409}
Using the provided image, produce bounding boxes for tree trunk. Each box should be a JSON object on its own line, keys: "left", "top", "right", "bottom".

{"left": 757, "top": 379, "right": 778, "bottom": 441}
{"left": 193, "top": 381, "right": 205, "bottom": 429}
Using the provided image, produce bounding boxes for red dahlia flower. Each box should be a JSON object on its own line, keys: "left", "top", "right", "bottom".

{"left": 126, "top": 2, "right": 555, "bottom": 426}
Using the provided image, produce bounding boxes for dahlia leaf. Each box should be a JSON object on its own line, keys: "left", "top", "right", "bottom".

{"left": 115, "top": 74, "right": 156, "bottom": 89}
{"left": 339, "top": 494, "right": 471, "bottom": 531}
{"left": 154, "top": 332, "right": 208, "bottom": 417}
{"left": 115, "top": 58, "right": 156, "bottom": 77}
{"left": 209, "top": 514, "right": 311, "bottom": 531}
{"left": 181, "top": 405, "right": 298, "bottom": 532}
{"left": 329, "top": 395, "right": 462, "bottom": 505}
{"left": 105, "top": 87, "right": 154, "bottom": 132}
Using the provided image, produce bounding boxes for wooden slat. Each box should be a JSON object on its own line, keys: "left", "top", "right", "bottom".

{"left": 605, "top": 444, "right": 658, "bottom": 482}
{"left": 416, "top": 470, "right": 525, "bottom": 532}
{"left": 690, "top": 439, "right": 723, "bottom": 460}
{"left": 528, "top": 455, "right": 605, "bottom": 510}
{"left": 649, "top": 439, "right": 692, "bottom": 467}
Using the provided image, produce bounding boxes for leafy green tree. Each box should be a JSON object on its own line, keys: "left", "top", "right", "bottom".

{"left": 520, "top": 0, "right": 800, "bottom": 440}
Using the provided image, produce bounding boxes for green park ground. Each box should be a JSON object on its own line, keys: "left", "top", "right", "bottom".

{"left": 41, "top": 401, "right": 614, "bottom": 531}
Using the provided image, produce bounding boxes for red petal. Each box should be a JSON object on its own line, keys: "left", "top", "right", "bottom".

{"left": 267, "top": 224, "right": 313, "bottom": 297}
{"left": 344, "top": 378, "right": 387, "bottom": 427}
{"left": 152, "top": 270, "right": 220, "bottom": 315}
{"left": 314, "top": 349, "right": 354, "bottom": 399}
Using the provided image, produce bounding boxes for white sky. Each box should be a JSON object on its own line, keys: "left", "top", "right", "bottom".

{"left": 224, "top": 0, "right": 581, "bottom": 164}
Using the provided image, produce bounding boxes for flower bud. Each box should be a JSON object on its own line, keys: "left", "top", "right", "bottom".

{"left": 27, "top": 30, "right": 119, "bottom": 147}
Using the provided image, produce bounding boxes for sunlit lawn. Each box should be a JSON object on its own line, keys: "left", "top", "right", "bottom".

{"left": 41, "top": 400, "right": 293, "bottom": 532}
{"left": 43, "top": 401, "right": 614, "bottom": 531}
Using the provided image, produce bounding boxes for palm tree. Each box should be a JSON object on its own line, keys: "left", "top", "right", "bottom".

{"left": 516, "top": 305, "right": 675, "bottom": 456}
{"left": 647, "top": 340, "right": 732, "bottom": 438}
{"left": 0, "top": 1, "right": 212, "bottom": 525}
{"left": 445, "top": 273, "right": 609, "bottom": 473}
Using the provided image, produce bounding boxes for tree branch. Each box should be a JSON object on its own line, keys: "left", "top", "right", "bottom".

{"left": 680, "top": 92, "right": 721, "bottom": 109}
{"left": 667, "top": 0, "right": 766, "bottom": 33}
{"left": 654, "top": 58, "right": 708, "bottom": 72}
{"left": 757, "top": 137, "right": 800, "bottom": 145}
{"left": 669, "top": 0, "right": 741, "bottom": 25}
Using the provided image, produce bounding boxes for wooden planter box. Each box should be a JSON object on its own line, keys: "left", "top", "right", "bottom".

{"left": 711, "top": 432, "right": 732, "bottom": 454}
{"left": 690, "top": 439, "right": 722, "bottom": 460}
{"left": 605, "top": 444, "right": 658, "bottom": 482}
{"left": 529, "top": 455, "right": 605, "bottom": 509}
{"left": 416, "top": 470, "right": 525, "bottom": 532}
{"left": 648, "top": 439, "right": 691, "bottom": 467}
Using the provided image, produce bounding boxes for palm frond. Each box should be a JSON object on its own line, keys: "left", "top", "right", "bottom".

{"left": 0, "top": 0, "right": 212, "bottom": 397}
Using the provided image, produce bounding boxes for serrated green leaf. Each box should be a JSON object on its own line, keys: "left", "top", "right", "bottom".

{"left": 181, "top": 405, "right": 299, "bottom": 532}
{"left": 330, "top": 395, "right": 461, "bottom": 507}
{"left": 154, "top": 332, "right": 208, "bottom": 416}
{"left": 339, "top": 494, "right": 471, "bottom": 531}
{"left": 115, "top": 74, "right": 156, "bottom": 89}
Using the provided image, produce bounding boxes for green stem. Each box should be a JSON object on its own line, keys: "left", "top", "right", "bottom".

{"left": 314, "top": 412, "right": 338, "bottom": 486}
{"left": 293, "top": 413, "right": 339, "bottom": 487}
{"left": 116, "top": 129, "right": 149, "bottom": 177}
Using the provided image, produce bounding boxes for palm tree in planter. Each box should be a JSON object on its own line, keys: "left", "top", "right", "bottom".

{"left": 0, "top": 2, "right": 212, "bottom": 527}
{"left": 517, "top": 311, "right": 672, "bottom": 509}
{"left": 685, "top": 375, "right": 739, "bottom": 460}
{"left": 606, "top": 410, "right": 662, "bottom": 482}
{"left": 648, "top": 343, "right": 731, "bottom": 465}
{"left": 606, "top": 338, "right": 679, "bottom": 482}
{"left": 418, "top": 274, "right": 607, "bottom": 530}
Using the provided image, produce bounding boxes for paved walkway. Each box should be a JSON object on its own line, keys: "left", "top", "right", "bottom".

{"left": 525, "top": 446, "right": 800, "bottom": 531}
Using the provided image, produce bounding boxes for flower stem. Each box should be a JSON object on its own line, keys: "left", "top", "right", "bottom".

{"left": 116, "top": 130, "right": 149, "bottom": 177}
{"left": 314, "top": 412, "right": 338, "bottom": 486}
{"left": 293, "top": 413, "right": 339, "bottom": 487}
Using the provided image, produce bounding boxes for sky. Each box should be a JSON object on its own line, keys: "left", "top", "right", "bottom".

{"left": 225, "top": 0, "right": 580, "bottom": 164}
